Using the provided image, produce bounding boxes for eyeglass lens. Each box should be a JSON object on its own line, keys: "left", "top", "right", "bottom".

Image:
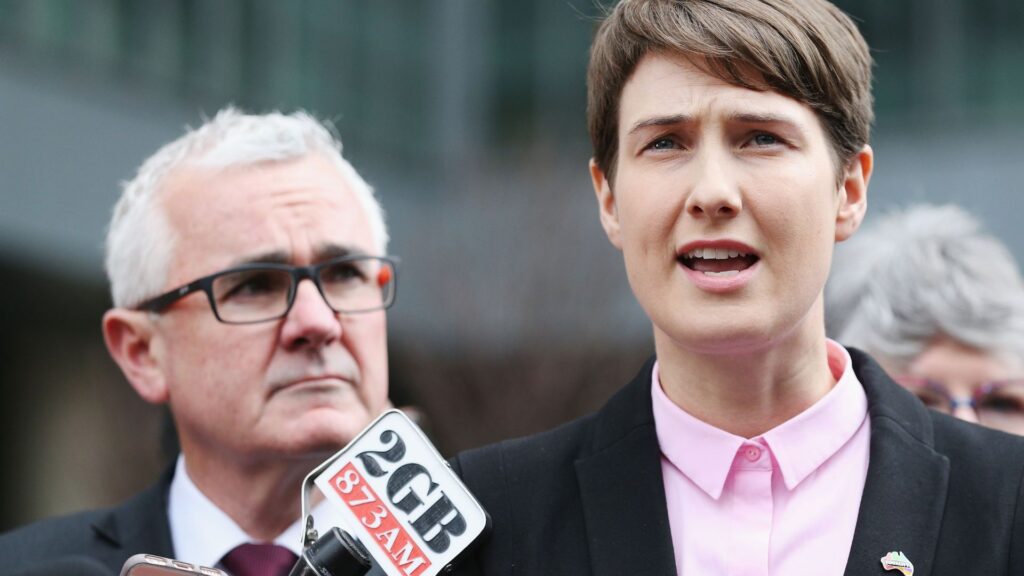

{"left": 210, "top": 258, "right": 393, "bottom": 323}
{"left": 900, "top": 377, "right": 1024, "bottom": 434}
{"left": 974, "top": 384, "right": 1024, "bottom": 432}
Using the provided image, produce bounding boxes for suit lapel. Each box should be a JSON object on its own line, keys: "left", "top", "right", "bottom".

{"left": 574, "top": 359, "right": 677, "bottom": 576}
{"left": 91, "top": 467, "right": 176, "bottom": 573}
{"left": 844, "top": 349, "right": 950, "bottom": 576}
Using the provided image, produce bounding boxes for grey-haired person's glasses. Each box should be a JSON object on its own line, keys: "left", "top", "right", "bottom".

{"left": 895, "top": 375, "right": 1024, "bottom": 432}
{"left": 135, "top": 255, "right": 398, "bottom": 324}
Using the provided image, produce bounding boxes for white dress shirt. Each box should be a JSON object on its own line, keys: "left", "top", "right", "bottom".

{"left": 167, "top": 456, "right": 353, "bottom": 568}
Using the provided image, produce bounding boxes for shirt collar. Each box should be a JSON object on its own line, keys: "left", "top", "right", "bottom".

{"left": 651, "top": 339, "right": 868, "bottom": 499}
{"left": 763, "top": 341, "right": 868, "bottom": 490}
{"left": 168, "top": 455, "right": 352, "bottom": 567}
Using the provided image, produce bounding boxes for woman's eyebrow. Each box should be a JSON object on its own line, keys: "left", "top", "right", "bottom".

{"left": 728, "top": 112, "right": 802, "bottom": 129}
{"left": 627, "top": 111, "right": 804, "bottom": 135}
{"left": 627, "top": 114, "right": 693, "bottom": 135}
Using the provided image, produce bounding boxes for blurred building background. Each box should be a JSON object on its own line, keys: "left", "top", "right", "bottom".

{"left": 0, "top": 0, "right": 1022, "bottom": 530}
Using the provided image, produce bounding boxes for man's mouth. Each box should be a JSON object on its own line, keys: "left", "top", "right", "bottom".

{"left": 678, "top": 247, "right": 760, "bottom": 277}
{"left": 271, "top": 375, "right": 354, "bottom": 395}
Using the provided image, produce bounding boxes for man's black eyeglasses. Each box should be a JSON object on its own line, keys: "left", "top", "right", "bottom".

{"left": 135, "top": 255, "right": 398, "bottom": 324}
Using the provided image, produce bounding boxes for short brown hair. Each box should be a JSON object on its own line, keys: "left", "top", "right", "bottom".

{"left": 588, "top": 0, "right": 873, "bottom": 181}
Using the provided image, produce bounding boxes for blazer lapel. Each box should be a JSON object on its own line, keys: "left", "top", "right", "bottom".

{"left": 844, "top": 349, "right": 950, "bottom": 576}
{"left": 574, "top": 358, "right": 677, "bottom": 576}
{"left": 90, "top": 467, "right": 176, "bottom": 573}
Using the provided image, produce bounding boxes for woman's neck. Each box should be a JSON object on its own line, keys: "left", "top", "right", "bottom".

{"left": 654, "top": 321, "right": 837, "bottom": 439}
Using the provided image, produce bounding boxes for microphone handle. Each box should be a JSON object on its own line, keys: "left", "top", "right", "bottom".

{"left": 289, "top": 527, "right": 372, "bottom": 576}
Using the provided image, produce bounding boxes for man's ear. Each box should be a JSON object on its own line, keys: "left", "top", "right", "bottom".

{"left": 835, "top": 145, "right": 873, "bottom": 242}
{"left": 102, "top": 309, "right": 169, "bottom": 404}
{"left": 590, "top": 158, "right": 623, "bottom": 249}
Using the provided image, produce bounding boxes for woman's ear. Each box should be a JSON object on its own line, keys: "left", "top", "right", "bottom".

{"left": 591, "top": 158, "right": 623, "bottom": 250}
{"left": 835, "top": 145, "right": 873, "bottom": 242}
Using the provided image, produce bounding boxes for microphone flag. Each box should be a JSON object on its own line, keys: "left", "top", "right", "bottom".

{"left": 310, "top": 410, "right": 488, "bottom": 576}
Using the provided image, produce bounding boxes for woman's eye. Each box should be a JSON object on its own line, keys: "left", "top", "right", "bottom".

{"left": 647, "top": 137, "right": 678, "bottom": 151}
{"left": 750, "top": 132, "right": 780, "bottom": 147}
{"left": 980, "top": 391, "right": 1024, "bottom": 414}
{"left": 912, "top": 388, "right": 948, "bottom": 409}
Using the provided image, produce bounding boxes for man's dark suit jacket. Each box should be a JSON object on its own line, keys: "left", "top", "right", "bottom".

{"left": 450, "top": 349, "right": 1024, "bottom": 575}
{"left": 0, "top": 468, "right": 174, "bottom": 574}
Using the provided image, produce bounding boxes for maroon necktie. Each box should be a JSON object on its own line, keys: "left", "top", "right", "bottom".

{"left": 219, "top": 543, "right": 298, "bottom": 576}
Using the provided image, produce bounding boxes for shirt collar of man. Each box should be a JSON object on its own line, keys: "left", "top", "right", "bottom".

{"left": 167, "top": 455, "right": 353, "bottom": 568}
{"left": 651, "top": 339, "right": 868, "bottom": 500}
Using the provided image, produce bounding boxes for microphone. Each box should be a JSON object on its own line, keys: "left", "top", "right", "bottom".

{"left": 287, "top": 527, "right": 371, "bottom": 576}
{"left": 9, "top": 556, "right": 113, "bottom": 576}
{"left": 294, "top": 409, "right": 489, "bottom": 576}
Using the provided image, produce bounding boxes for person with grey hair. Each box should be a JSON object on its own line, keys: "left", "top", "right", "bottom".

{"left": 827, "top": 203, "right": 1024, "bottom": 434}
{"left": 0, "top": 107, "right": 398, "bottom": 575}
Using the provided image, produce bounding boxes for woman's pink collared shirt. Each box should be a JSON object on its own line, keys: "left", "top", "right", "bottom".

{"left": 651, "top": 340, "right": 871, "bottom": 576}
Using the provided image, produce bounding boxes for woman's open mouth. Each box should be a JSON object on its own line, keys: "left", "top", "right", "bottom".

{"left": 678, "top": 247, "right": 760, "bottom": 277}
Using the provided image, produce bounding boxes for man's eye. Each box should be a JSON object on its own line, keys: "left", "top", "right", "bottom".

{"left": 236, "top": 274, "right": 278, "bottom": 295}
{"left": 322, "top": 263, "right": 367, "bottom": 283}
{"left": 219, "top": 272, "right": 281, "bottom": 301}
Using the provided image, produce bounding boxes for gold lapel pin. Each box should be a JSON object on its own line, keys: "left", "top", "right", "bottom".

{"left": 880, "top": 551, "right": 914, "bottom": 576}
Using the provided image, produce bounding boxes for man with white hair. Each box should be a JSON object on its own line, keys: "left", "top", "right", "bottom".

{"left": 0, "top": 107, "right": 397, "bottom": 575}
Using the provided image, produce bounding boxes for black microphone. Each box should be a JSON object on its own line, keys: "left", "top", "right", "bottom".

{"left": 9, "top": 556, "right": 113, "bottom": 576}
{"left": 287, "top": 527, "right": 371, "bottom": 576}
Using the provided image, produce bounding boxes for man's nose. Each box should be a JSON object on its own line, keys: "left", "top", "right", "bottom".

{"left": 280, "top": 279, "right": 342, "bottom": 350}
{"left": 684, "top": 147, "right": 742, "bottom": 220}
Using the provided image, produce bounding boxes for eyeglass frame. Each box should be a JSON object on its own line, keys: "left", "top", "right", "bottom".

{"left": 134, "top": 254, "right": 399, "bottom": 324}
{"left": 893, "top": 375, "right": 1024, "bottom": 416}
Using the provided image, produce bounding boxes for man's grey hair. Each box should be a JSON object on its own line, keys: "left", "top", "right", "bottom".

{"left": 826, "top": 203, "right": 1024, "bottom": 367}
{"left": 105, "top": 107, "right": 388, "bottom": 308}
